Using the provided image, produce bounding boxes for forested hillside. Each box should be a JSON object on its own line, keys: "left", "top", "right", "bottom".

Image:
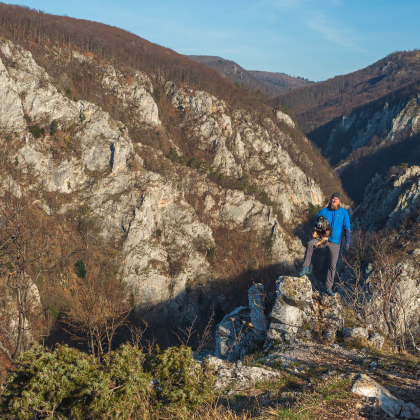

{"left": 250, "top": 70, "right": 313, "bottom": 93}
{"left": 273, "top": 49, "right": 420, "bottom": 204}
{"left": 274, "top": 50, "right": 420, "bottom": 133}
{"left": 0, "top": 3, "right": 349, "bottom": 363}
{"left": 188, "top": 55, "right": 312, "bottom": 96}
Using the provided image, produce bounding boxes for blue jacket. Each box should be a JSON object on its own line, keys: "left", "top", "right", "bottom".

{"left": 315, "top": 207, "right": 351, "bottom": 245}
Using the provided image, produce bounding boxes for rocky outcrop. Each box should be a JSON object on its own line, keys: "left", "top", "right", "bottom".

{"left": 266, "top": 276, "right": 343, "bottom": 344}
{"left": 324, "top": 95, "right": 420, "bottom": 163}
{"left": 0, "top": 38, "right": 330, "bottom": 328}
{"left": 268, "top": 276, "right": 314, "bottom": 338}
{"left": 163, "top": 82, "right": 324, "bottom": 222}
{"left": 359, "top": 250, "right": 420, "bottom": 339}
{"left": 353, "top": 166, "right": 420, "bottom": 231}
{"left": 208, "top": 355, "right": 282, "bottom": 391}
{"left": 215, "top": 306, "right": 255, "bottom": 361}
{"left": 352, "top": 373, "right": 420, "bottom": 418}
{"left": 343, "top": 328, "right": 385, "bottom": 350}
{"left": 274, "top": 110, "right": 295, "bottom": 128}
{"left": 215, "top": 277, "right": 347, "bottom": 361}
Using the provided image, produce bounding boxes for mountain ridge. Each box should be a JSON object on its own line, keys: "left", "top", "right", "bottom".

{"left": 188, "top": 55, "right": 313, "bottom": 97}
{"left": 0, "top": 4, "right": 346, "bottom": 350}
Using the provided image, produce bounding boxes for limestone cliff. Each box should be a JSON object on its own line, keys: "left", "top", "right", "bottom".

{"left": 353, "top": 165, "right": 420, "bottom": 231}
{"left": 326, "top": 95, "right": 420, "bottom": 165}
{"left": 0, "top": 38, "right": 328, "bottom": 327}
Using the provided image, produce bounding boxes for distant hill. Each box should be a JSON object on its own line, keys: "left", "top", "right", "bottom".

{"left": 274, "top": 50, "right": 420, "bottom": 133}
{"left": 188, "top": 56, "right": 312, "bottom": 96}
{"left": 249, "top": 70, "right": 313, "bottom": 92}
{"left": 273, "top": 50, "right": 420, "bottom": 204}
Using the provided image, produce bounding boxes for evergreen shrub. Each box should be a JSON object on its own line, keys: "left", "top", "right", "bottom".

{"left": 151, "top": 345, "right": 216, "bottom": 409}
{"left": 1, "top": 343, "right": 216, "bottom": 418}
{"left": 29, "top": 124, "right": 44, "bottom": 139}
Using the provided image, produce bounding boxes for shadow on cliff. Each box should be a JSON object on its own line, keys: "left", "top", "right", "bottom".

{"left": 46, "top": 258, "right": 301, "bottom": 352}
{"left": 127, "top": 258, "right": 301, "bottom": 349}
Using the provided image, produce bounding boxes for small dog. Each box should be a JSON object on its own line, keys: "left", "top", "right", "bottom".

{"left": 312, "top": 216, "right": 331, "bottom": 247}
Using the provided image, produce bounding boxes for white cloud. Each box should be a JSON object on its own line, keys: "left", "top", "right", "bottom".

{"left": 306, "top": 11, "right": 358, "bottom": 49}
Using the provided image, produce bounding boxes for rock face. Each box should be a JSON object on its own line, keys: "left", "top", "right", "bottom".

{"left": 324, "top": 95, "right": 420, "bottom": 164}
{"left": 353, "top": 166, "right": 420, "bottom": 231}
{"left": 349, "top": 168, "right": 420, "bottom": 340}
{"left": 163, "top": 81, "right": 324, "bottom": 222}
{"left": 360, "top": 250, "right": 420, "bottom": 339}
{"left": 352, "top": 373, "right": 420, "bottom": 419}
{"left": 266, "top": 276, "right": 343, "bottom": 344}
{"left": 0, "top": 38, "right": 330, "bottom": 329}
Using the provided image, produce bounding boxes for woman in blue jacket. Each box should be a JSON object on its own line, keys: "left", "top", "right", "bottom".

{"left": 298, "top": 193, "right": 351, "bottom": 296}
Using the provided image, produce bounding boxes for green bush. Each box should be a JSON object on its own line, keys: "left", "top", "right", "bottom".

{"left": 74, "top": 259, "right": 86, "bottom": 278}
{"left": 1, "top": 344, "right": 108, "bottom": 419}
{"left": 102, "top": 344, "right": 154, "bottom": 418}
{"left": 1, "top": 344, "right": 216, "bottom": 418}
{"left": 206, "top": 246, "right": 216, "bottom": 260}
{"left": 1, "top": 344, "right": 154, "bottom": 419}
{"left": 29, "top": 124, "right": 44, "bottom": 139}
{"left": 151, "top": 345, "right": 216, "bottom": 409}
{"left": 49, "top": 119, "right": 58, "bottom": 135}
{"left": 153, "top": 88, "right": 161, "bottom": 102}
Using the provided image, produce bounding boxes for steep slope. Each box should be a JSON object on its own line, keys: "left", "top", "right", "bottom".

{"left": 0, "top": 38, "right": 327, "bottom": 331}
{"left": 0, "top": 5, "right": 348, "bottom": 335}
{"left": 188, "top": 56, "right": 312, "bottom": 96}
{"left": 275, "top": 50, "right": 420, "bottom": 133}
{"left": 273, "top": 50, "right": 420, "bottom": 203}
{"left": 249, "top": 70, "right": 313, "bottom": 93}
{"left": 309, "top": 82, "right": 420, "bottom": 165}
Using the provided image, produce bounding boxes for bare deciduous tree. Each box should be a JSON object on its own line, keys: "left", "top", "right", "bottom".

{"left": 0, "top": 193, "right": 57, "bottom": 361}
{"left": 61, "top": 270, "right": 130, "bottom": 358}
{"left": 340, "top": 230, "right": 420, "bottom": 350}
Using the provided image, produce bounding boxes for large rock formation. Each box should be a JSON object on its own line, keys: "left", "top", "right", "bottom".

{"left": 0, "top": 38, "right": 329, "bottom": 327}
{"left": 353, "top": 165, "right": 420, "bottom": 231}
{"left": 266, "top": 276, "right": 343, "bottom": 344}
{"left": 215, "top": 277, "right": 349, "bottom": 361}
{"left": 324, "top": 96, "right": 420, "bottom": 163}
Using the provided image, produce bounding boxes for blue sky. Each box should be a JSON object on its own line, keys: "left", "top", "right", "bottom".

{"left": 3, "top": 0, "right": 420, "bottom": 81}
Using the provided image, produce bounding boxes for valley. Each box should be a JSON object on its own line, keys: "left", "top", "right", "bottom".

{"left": 0, "top": 4, "right": 419, "bottom": 420}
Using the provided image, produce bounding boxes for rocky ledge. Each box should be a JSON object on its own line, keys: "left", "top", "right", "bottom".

{"left": 206, "top": 277, "right": 420, "bottom": 418}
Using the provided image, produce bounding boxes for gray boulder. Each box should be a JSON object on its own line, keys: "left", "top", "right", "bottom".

{"left": 248, "top": 283, "right": 266, "bottom": 335}
{"left": 343, "top": 327, "right": 369, "bottom": 340}
{"left": 368, "top": 332, "right": 385, "bottom": 350}
{"left": 266, "top": 276, "right": 344, "bottom": 344}
{"left": 268, "top": 276, "right": 313, "bottom": 336}
{"left": 352, "top": 373, "right": 420, "bottom": 418}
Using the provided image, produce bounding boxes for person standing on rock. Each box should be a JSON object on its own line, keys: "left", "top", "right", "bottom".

{"left": 298, "top": 193, "right": 350, "bottom": 296}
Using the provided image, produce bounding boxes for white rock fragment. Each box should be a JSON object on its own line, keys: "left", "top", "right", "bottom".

{"left": 352, "top": 373, "right": 420, "bottom": 419}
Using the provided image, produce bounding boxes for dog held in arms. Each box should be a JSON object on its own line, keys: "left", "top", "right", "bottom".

{"left": 312, "top": 216, "right": 331, "bottom": 247}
